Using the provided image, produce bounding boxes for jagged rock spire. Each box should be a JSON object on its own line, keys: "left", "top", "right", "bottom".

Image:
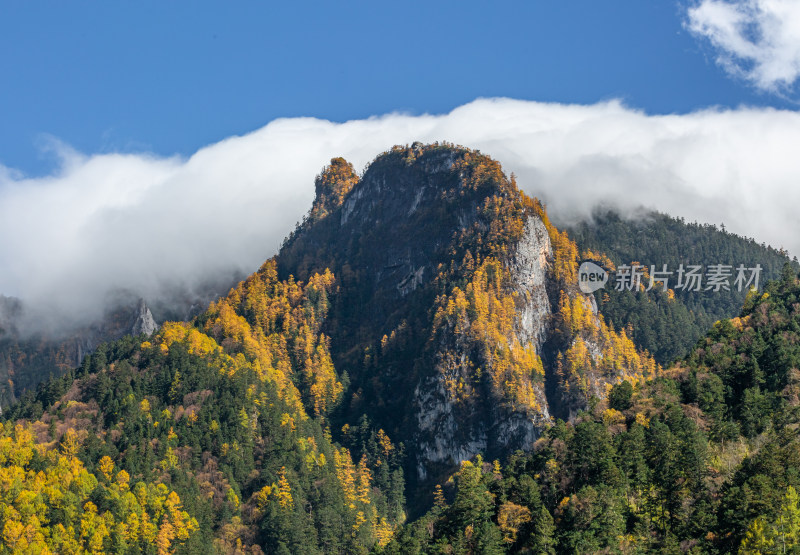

{"left": 310, "top": 157, "right": 359, "bottom": 221}
{"left": 131, "top": 298, "right": 158, "bottom": 336}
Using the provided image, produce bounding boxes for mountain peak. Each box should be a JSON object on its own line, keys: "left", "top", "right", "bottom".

{"left": 310, "top": 157, "right": 359, "bottom": 221}
{"left": 277, "top": 143, "right": 659, "bottom": 483}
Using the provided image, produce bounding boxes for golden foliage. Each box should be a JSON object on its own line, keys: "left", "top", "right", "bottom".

{"left": 497, "top": 501, "right": 532, "bottom": 543}
{"left": 333, "top": 447, "right": 358, "bottom": 508}
{"left": 276, "top": 468, "right": 293, "bottom": 510}
{"left": 433, "top": 259, "right": 546, "bottom": 417}
{"left": 98, "top": 456, "right": 114, "bottom": 482}
{"left": 0, "top": 423, "right": 197, "bottom": 553}
{"left": 151, "top": 261, "right": 342, "bottom": 422}
{"left": 557, "top": 288, "right": 660, "bottom": 399}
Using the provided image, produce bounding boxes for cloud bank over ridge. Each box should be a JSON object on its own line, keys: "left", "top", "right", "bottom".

{"left": 2, "top": 97, "right": 799, "bottom": 326}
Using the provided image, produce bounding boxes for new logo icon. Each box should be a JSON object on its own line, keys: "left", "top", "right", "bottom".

{"left": 578, "top": 261, "right": 608, "bottom": 293}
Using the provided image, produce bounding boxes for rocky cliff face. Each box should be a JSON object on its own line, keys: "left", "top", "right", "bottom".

{"left": 413, "top": 215, "right": 552, "bottom": 479}
{"left": 510, "top": 217, "right": 552, "bottom": 350}
{"left": 277, "top": 143, "right": 646, "bottom": 484}
{"left": 131, "top": 299, "right": 159, "bottom": 336}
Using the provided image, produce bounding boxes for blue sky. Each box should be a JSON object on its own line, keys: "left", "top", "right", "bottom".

{"left": 1, "top": 0, "right": 796, "bottom": 176}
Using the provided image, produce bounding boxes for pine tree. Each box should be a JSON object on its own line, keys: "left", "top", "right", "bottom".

{"left": 529, "top": 505, "right": 556, "bottom": 554}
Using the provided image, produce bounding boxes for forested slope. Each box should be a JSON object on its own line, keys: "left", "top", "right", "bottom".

{"left": 390, "top": 264, "right": 800, "bottom": 553}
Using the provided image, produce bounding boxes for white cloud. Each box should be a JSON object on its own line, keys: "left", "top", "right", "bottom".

{"left": 687, "top": 0, "right": 800, "bottom": 93}
{"left": 2, "top": 97, "right": 800, "bottom": 329}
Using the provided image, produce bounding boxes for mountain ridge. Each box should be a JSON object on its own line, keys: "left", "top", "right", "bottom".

{"left": 278, "top": 143, "right": 660, "bottom": 491}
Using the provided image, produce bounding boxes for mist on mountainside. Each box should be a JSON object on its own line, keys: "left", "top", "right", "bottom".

{"left": 2, "top": 99, "right": 800, "bottom": 338}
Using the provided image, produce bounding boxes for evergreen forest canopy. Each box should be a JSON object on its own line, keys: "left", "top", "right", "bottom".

{"left": 0, "top": 143, "right": 796, "bottom": 554}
